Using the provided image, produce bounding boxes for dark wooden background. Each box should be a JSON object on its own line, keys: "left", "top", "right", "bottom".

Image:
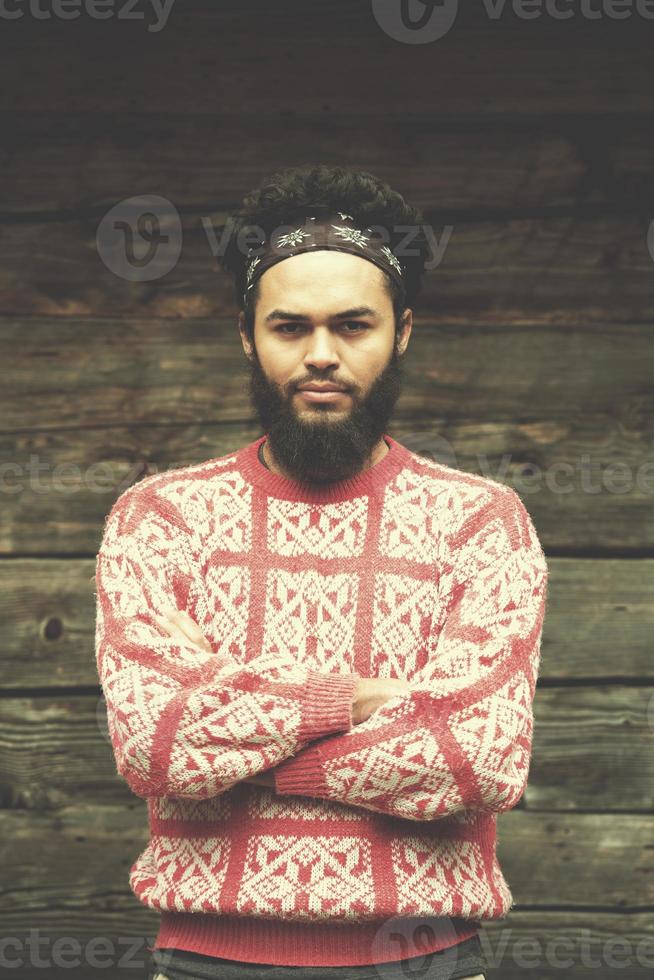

{"left": 1, "top": 2, "right": 653, "bottom": 977}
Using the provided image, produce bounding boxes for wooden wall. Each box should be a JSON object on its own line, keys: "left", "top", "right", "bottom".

{"left": 1, "top": 2, "right": 653, "bottom": 977}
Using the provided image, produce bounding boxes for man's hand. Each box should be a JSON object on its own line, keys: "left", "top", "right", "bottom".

{"left": 153, "top": 606, "right": 213, "bottom": 653}
{"left": 247, "top": 678, "right": 415, "bottom": 791}
{"left": 352, "top": 676, "right": 413, "bottom": 725}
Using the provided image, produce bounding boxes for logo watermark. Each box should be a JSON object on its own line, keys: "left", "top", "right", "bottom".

{"left": 372, "top": 0, "right": 460, "bottom": 43}
{"left": 372, "top": 0, "right": 654, "bottom": 43}
{"left": 96, "top": 194, "right": 182, "bottom": 281}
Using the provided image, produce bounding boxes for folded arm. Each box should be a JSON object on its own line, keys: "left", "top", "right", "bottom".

{"left": 272, "top": 488, "right": 549, "bottom": 821}
{"left": 94, "top": 485, "right": 358, "bottom": 800}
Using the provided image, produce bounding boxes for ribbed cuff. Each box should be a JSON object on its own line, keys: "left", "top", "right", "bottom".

{"left": 273, "top": 743, "right": 329, "bottom": 797}
{"left": 297, "top": 669, "right": 359, "bottom": 741}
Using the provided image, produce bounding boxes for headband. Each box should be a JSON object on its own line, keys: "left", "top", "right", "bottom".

{"left": 242, "top": 211, "right": 406, "bottom": 305}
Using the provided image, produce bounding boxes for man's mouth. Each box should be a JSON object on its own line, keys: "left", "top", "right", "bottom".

{"left": 298, "top": 388, "right": 349, "bottom": 402}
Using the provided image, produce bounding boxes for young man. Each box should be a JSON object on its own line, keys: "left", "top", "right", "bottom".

{"left": 94, "top": 165, "right": 547, "bottom": 980}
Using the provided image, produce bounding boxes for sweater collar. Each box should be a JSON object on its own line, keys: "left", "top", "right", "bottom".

{"left": 238, "top": 433, "right": 409, "bottom": 502}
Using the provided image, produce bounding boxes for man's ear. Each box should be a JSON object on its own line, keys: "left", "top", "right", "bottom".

{"left": 396, "top": 308, "right": 413, "bottom": 357}
{"left": 238, "top": 311, "right": 254, "bottom": 361}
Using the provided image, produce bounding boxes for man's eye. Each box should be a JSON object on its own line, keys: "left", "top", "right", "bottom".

{"left": 276, "top": 322, "right": 367, "bottom": 334}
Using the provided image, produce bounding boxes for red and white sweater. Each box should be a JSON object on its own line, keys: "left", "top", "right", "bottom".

{"left": 94, "top": 433, "right": 549, "bottom": 967}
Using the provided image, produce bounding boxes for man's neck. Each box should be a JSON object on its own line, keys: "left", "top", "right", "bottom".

{"left": 260, "top": 435, "right": 389, "bottom": 481}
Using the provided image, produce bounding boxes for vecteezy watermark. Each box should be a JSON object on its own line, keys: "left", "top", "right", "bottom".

{"left": 97, "top": 194, "right": 454, "bottom": 281}
{"left": 0, "top": 931, "right": 157, "bottom": 970}
{"left": 0, "top": 0, "right": 175, "bottom": 31}
{"left": 96, "top": 194, "right": 182, "bottom": 280}
{"left": 480, "top": 927, "right": 654, "bottom": 971}
{"left": 401, "top": 437, "right": 654, "bottom": 497}
{"left": 3, "top": 446, "right": 654, "bottom": 496}
{"left": 368, "top": 917, "right": 654, "bottom": 977}
{"left": 201, "top": 215, "right": 454, "bottom": 272}
{"left": 0, "top": 456, "right": 142, "bottom": 495}
{"left": 371, "top": 0, "right": 654, "bottom": 43}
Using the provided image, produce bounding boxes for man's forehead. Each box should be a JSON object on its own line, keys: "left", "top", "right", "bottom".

{"left": 256, "top": 250, "right": 390, "bottom": 315}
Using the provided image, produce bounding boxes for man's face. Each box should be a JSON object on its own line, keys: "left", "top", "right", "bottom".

{"left": 238, "top": 250, "right": 412, "bottom": 484}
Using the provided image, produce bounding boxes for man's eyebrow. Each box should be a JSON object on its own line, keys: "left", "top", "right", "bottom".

{"left": 264, "top": 306, "right": 380, "bottom": 323}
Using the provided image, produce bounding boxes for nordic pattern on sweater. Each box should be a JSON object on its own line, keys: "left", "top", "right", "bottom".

{"left": 94, "top": 434, "right": 548, "bottom": 924}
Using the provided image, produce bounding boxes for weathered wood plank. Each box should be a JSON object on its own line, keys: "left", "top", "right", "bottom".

{"left": 1, "top": 216, "right": 652, "bottom": 322}
{"left": 525, "top": 687, "right": 654, "bottom": 811}
{"left": 1, "top": 3, "right": 651, "bottom": 116}
{"left": 1, "top": 559, "right": 653, "bottom": 687}
{"left": 538, "top": 559, "right": 654, "bottom": 680}
{"left": 2, "top": 112, "right": 654, "bottom": 213}
{"left": 0, "top": 687, "right": 652, "bottom": 810}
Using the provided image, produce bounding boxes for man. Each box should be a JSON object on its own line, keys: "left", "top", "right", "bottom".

{"left": 95, "top": 165, "right": 547, "bottom": 980}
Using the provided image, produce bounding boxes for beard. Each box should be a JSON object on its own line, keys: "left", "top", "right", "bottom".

{"left": 245, "top": 339, "right": 405, "bottom": 484}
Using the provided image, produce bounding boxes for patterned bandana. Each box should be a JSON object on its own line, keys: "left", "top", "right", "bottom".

{"left": 242, "top": 211, "right": 406, "bottom": 305}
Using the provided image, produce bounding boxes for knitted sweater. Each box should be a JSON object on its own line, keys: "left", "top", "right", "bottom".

{"left": 94, "top": 433, "right": 548, "bottom": 967}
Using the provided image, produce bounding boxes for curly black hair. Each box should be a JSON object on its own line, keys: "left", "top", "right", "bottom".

{"left": 219, "top": 164, "right": 431, "bottom": 342}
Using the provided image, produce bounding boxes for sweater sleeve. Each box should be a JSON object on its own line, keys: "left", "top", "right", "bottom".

{"left": 273, "top": 487, "right": 548, "bottom": 821}
{"left": 94, "top": 484, "right": 359, "bottom": 800}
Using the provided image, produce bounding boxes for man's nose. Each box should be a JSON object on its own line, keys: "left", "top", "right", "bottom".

{"left": 304, "top": 329, "right": 340, "bottom": 369}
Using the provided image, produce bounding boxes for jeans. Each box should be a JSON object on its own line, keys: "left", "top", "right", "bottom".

{"left": 147, "top": 932, "right": 488, "bottom": 980}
